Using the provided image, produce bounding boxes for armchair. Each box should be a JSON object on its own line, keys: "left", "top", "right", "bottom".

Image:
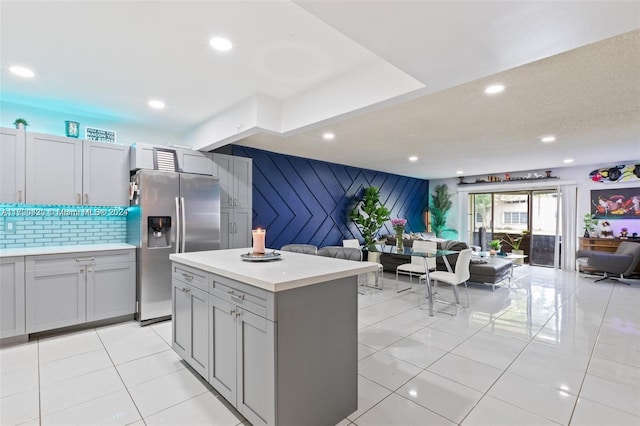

{"left": 577, "top": 241, "right": 640, "bottom": 283}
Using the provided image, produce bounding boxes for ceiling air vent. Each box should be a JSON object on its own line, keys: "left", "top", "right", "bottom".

{"left": 153, "top": 147, "right": 179, "bottom": 172}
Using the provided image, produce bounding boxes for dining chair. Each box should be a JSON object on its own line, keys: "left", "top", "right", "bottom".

{"left": 428, "top": 248, "right": 472, "bottom": 315}
{"left": 343, "top": 239, "right": 383, "bottom": 289}
{"left": 396, "top": 240, "right": 436, "bottom": 292}
{"left": 280, "top": 244, "right": 318, "bottom": 255}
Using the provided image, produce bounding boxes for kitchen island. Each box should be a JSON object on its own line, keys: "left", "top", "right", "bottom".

{"left": 169, "top": 248, "right": 377, "bottom": 426}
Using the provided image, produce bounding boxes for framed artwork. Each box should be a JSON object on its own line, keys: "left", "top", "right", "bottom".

{"left": 591, "top": 187, "right": 640, "bottom": 219}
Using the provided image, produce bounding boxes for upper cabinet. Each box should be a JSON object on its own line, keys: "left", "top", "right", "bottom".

{"left": 213, "top": 154, "right": 252, "bottom": 209}
{"left": 0, "top": 128, "right": 26, "bottom": 203}
{"left": 83, "top": 141, "right": 129, "bottom": 206}
{"left": 130, "top": 142, "right": 217, "bottom": 176}
{"left": 25, "top": 133, "right": 83, "bottom": 205}
{"left": 20, "top": 131, "right": 129, "bottom": 206}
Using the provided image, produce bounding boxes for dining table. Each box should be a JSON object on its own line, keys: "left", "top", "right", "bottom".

{"left": 368, "top": 244, "right": 459, "bottom": 316}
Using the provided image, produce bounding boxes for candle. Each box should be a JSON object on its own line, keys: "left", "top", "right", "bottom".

{"left": 252, "top": 228, "right": 266, "bottom": 254}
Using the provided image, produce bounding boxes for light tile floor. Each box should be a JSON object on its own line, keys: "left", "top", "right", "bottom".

{"left": 1, "top": 266, "right": 639, "bottom": 425}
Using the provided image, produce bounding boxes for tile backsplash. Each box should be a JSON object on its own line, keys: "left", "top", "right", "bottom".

{"left": 0, "top": 204, "right": 127, "bottom": 249}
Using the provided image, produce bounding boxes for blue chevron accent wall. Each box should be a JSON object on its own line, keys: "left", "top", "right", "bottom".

{"left": 232, "top": 146, "right": 429, "bottom": 249}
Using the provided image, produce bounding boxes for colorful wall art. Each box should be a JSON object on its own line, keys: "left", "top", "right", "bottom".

{"left": 591, "top": 187, "right": 640, "bottom": 219}
{"left": 589, "top": 164, "right": 640, "bottom": 183}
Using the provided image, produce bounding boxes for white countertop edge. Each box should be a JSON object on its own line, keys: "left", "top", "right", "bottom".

{"left": 0, "top": 243, "right": 137, "bottom": 258}
{"left": 170, "top": 250, "right": 379, "bottom": 292}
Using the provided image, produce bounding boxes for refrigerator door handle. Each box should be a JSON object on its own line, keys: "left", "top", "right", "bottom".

{"left": 181, "top": 197, "right": 186, "bottom": 253}
{"left": 175, "top": 197, "right": 180, "bottom": 253}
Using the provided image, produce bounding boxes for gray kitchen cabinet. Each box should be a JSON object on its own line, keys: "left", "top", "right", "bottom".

{"left": 210, "top": 294, "right": 275, "bottom": 426}
{"left": 130, "top": 142, "right": 216, "bottom": 176}
{"left": 83, "top": 141, "right": 129, "bottom": 206}
{"left": 25, "top": 254, "right": 86, "bottom": 333}
{"left": 220, "top": 207, "right": 252, "bottom": 249}
{"left": 215, "top": 153, "right": 252, "bottom": 249}
{"left": 0, "top": 257, "right": 25, "bottom": 338}
{"left": 87, "top": 261, "right": 136, "bottom": 321}
{"left": 179, "top": 149, "right": 217, "bottom": 176}
{"left": 0, "top": 127, "right": 26, "bottom": 203}
{"left": 25, "top": 132, "right": 83, "bottom": 205}
{"left": 25, "top": 249, "right": 135, "bottom": 333}
{"left": 213, "top": 154, "right": 252, "bottom": 209}
{"left": 172, "top": 271, "right": 209, "bottom": 378}
{"left": 25, "top": 132, "right": 129, "bottom": 206}
{"left": 209, "top": 276, "right": 275, "bottom": 426}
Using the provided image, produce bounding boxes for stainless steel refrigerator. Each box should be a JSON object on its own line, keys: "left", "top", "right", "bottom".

{"left": 127, "top": 169, "right": 220, "bottom": 324}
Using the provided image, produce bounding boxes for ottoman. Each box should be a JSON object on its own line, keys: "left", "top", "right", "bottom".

{"left": 468, "top": 257, "right": 514, "bottom": 290}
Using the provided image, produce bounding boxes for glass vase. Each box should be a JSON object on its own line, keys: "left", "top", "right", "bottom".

{"left": 396, "top": 232, "right": 404, "bottom": 252}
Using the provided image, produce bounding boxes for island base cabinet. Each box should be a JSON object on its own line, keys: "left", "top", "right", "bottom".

{"left": 0, "top": 257, "right": 26, "bottom": 338}
{"left": 172, "top": 281, "right": 209, "bottom": 379}
{"left": 209, "top": 294, "right": 275, "bottom": 426}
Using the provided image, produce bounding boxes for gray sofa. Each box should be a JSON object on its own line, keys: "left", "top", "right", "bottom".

{"left": 378, "top": 236, "right": 513, "bottom": 286}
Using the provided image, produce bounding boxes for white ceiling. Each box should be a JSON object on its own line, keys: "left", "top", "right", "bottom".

{"left": 1, "top": 1, "right": 639, "bottom": 179}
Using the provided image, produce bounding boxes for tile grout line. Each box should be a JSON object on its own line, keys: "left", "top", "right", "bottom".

{"left": 94, "top": 326, "right": 147, "bottom": 425}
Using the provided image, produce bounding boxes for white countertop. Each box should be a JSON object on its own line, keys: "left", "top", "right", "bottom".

{"left": 0, "top": 243, "right": 136, "bottom": 258}
{"left": 170, "top": 248, "right": 379, "bottom": 292}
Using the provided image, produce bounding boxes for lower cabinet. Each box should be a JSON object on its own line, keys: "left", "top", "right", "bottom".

{"left": 209, "top": 294, "right": 275, "bottom": 426}
{"left": 172, "top": 280, "right": 209, "bottom": 378}
{"left": 0, "top": 257, "right": 26, "bottom": 338}
{"left": 25, "top": 249, "right": 135, "bottom": 333}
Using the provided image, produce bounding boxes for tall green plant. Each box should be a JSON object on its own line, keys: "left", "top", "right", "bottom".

{"left": 430, "top": 184, "right": 454, "bottom": 238}
{"left": 349, "top": 187, "right": 391, "bottom": 247}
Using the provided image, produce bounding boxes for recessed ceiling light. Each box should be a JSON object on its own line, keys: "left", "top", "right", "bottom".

{"left": 10, "top": 65, "right": 35, "bottom": 78}
{"left": 322, "top": 132, "right": 335, "bottom": 140}
{"left": 456, "top": 170, "right": 464, "bottom": 175}
{"left": 409, "top": 156, "right": 418, "bottom": 162}
{"left": 563, "top": 158, "right": 574, "bottom": 164}
{"left": 541, "top": 135, "right": 556, "bottom": 143}
{"left": 148, "top": 99, "right": 165, "bottom": 109}
{"left": 209, "top": 37, "right": 233, "bottom": 52}
{"left": 484, "top": 84, "right": 505, "bottom": 95}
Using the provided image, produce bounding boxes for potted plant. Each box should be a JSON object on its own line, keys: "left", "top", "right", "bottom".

{"left": 488, "top": 239, "right": 501, "bottom": 255}
{"left": 430, "top": 184, "right": 456, "bottom": 238}
{"left": 501, "top": 231, "right": 526, "bottom": 264}
{"left": 13, "top": 118, "right": 29, "bottom": 130}
{"left": 583, "top": 213, "right": 598, "bottom": 238}
{"left": 349, "top": 186, "right": 391, "bottom": 249}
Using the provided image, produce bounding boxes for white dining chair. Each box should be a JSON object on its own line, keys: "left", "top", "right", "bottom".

{"left": 428, "top": 248, "right": 472, "bottom": 315}
{"left": 396, "top": 240, "right": 436, "bottom": 292}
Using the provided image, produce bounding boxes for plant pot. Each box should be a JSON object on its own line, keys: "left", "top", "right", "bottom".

{"left": 15, "top": 123, "right": 25, "bottom": 130}
{"left": 489, "top": 249, "right": 497, "bottom": 256}
{"left": 511, "top": 249, "right": 524, "bottom": 265}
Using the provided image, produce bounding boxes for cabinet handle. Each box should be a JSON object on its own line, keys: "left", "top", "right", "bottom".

{"left": 182, "top": 273, "right": 194, "bottom": 280}
{"left": 235, "top": 310, "right": 241, "bottom": 318}
{"left": 76, "top": 193, "right": 81, "bottom": 205}
{"left": 84, "top": 193, "right": 89, "bottom": 204}
{"left": 230, "top": 309, "right": 236, "bottom": 316}
{"left": 76, "top": 257, "right": 95, "bottom": 262}
{"left": 180, "top": 287, "right": 190, "bottom": 294}
{"left": 79, "top": 268, "right": 84, "bottom": 273}
{"left": 18, "top": 189, "right": 22, "bottom": 203}
{"left": 228, "top": 196, "right": 232, "bottom": 206}
{"left": 228, "top": 290, "right": 245, "bottom": 300}
{"left": 234, "top": 197, "right": 238, "bottom": 206}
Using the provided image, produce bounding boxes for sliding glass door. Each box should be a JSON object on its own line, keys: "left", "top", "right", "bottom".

{"left": 469, "top": 189, "right": 559, "bottom": 266}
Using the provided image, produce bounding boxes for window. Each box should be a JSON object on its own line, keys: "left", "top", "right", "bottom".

{"left": 503, "top": 212, "right": 528, "bottom": 224}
